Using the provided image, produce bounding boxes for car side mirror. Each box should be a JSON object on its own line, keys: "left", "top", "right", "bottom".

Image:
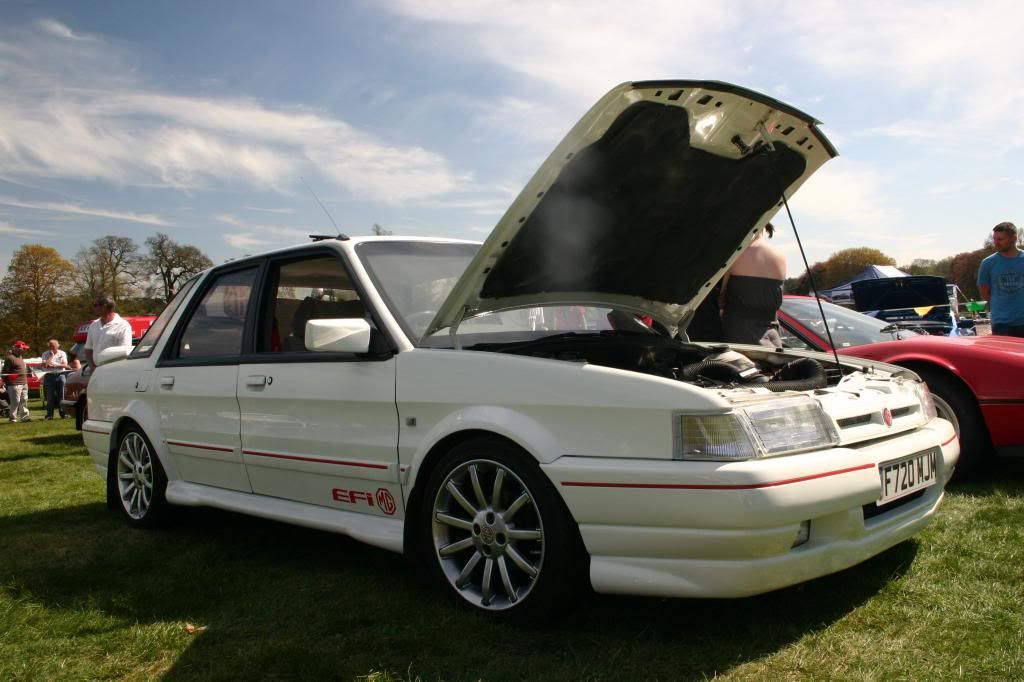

{"left": 95, "top": 345, "right": 133, "bottom": 366}
{"left": 305, "top": 318, "right": 372, "bottom": 354}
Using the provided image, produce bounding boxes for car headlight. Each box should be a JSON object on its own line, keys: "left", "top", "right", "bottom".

{"left": 908, "top": 380, "right": 938, "bottom": 420}
{"left": 675, "top": 396, "right": 838, "bottom": 461}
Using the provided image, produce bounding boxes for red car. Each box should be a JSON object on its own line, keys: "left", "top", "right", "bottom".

{"left": 62, "top": 315, "right": 156, "bottom": 429}
{"left": 778, "top": 295, "right": 1024, "bottom": 478}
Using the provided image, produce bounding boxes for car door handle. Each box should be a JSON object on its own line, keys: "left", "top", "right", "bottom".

{"left": 246, "top": 375, "right": 267, "bottom": 387}
{"left": 159, "top": 376, "right": 174, "bottom": 388}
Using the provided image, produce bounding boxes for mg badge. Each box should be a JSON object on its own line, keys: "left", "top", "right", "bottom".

{"left": 882, "top": 408, "right": 893, "bottom": 427}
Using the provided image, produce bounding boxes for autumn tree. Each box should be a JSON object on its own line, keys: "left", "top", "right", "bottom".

{"left": 785, "top": 247, "right": 896, "bottom": 294}
{"left": 142, "top": 232, "right": 213, "bottom": 303}
{"left": 0, "top": 244, "right": 74, "bottom": 350}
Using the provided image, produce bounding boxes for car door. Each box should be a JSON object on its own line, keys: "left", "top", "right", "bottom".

{"left": 236, "top": 249, "right": 402, "bottom": 517}
{"left": 156, "top": 264, "right": 260, "bottom": 492}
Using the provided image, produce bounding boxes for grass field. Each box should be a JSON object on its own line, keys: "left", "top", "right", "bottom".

{"left": 2, "top": 399, "right": 1023, "bottom": 681}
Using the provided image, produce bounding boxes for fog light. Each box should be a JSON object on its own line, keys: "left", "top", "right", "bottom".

{"left": 792, "top": 521, "right": 811, "bottom": 548}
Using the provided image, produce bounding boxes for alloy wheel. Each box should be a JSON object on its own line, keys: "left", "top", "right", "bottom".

{"left": 117, "top": 432, "right": 154, "bottom": 520}
{"left": 431, "top": 459, "right": 545, "bottom": 610}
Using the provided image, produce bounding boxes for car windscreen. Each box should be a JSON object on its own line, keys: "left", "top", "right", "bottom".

{"left": 357, "top": 241, "right": 657, "bottom": 346}
{"left": 781, "top": 297, "right": 924, "bottom": 347}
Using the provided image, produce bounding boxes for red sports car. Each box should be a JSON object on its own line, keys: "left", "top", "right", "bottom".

{"left": 778, "top": 295, "right": 1024, "bottom": 478}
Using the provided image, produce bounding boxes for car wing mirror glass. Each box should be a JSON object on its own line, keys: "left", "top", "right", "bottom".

{"left": 95, "top": 345, "right": 133, "bottom": 366}
{"left": 305, "top": 318, "right": 372, "bottom": 354}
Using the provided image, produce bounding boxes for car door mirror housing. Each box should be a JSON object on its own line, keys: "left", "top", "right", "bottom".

{"left": 96, "top": 345, "right": 133, "bottom": 366}
{"left": 305, "top": 318, "right": 372, "bottom": 354}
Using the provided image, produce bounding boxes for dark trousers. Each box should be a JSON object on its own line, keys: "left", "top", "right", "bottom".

{"left": 44, "top": 373, "right": 66, "bottom": 417}
{"left": 991, "top": 323, "right": 1024, "bottom": 338}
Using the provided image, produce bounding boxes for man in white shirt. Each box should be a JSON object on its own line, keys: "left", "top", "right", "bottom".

{"left": 84, "top": 296, "right": 133, "bottom": 371}
{"left": 41, "top": 338, "right": 70, "bottom": 419}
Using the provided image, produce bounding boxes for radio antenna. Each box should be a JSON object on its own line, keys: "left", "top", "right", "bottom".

{"left": 300, "top": 176, "right": 342, "bottom": 237}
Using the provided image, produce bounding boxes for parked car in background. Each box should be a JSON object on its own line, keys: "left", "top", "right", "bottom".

{"left": 778, "top": 295, "right": 1024, "bottom": 478}
{"left": 850, "top": 275, "right": 975, "bottom": 337}
{"left": 83, "top": 81, "right": 958, "bottom": 617}
{"left": 63, "top": 315, "right": 156, "bottom": 429}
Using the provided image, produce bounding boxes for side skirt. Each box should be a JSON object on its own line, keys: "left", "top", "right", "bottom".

{"left": 165, "top": 481, "right": 405, "bottom": 553}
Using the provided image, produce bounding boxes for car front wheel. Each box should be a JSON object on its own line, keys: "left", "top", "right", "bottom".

{"left": 108, "top": 425, "right": 169, "bottom": 527}
{"left": 915, "top": 367, "right": 990, "bottom": 480}
{"left": 418, "top": 437, "right": 583, "bottom": 618}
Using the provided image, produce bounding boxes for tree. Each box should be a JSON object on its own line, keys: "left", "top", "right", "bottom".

{"left": 950, "top": 247, "right": 993, "bottom": 301}
{"left": 816, "top": 248, "right": 896, "bottom": 290}
{"left": 900, "top": 257, "right": 954, "bottom": 280}
{"left": 0, "top": 244, "right": 74, "bottom": 350}
{"left": 143, "top": 232, "right": 213, "bottom": 303}
{"left": 74, "top": 235, "right": 141, "bottom": 305}
{"left": 784, "top": 247, "right": 896, "bottom": 295}
{"left": 371, "top": 223, "right": 393, "bottom": 236}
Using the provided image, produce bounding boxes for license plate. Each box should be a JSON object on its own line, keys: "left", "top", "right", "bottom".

{"left": 878, "top": 449, "right": 938, "bottom": 505}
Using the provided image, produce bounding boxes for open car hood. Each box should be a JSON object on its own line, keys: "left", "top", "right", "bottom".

{"left": 425, "top": 80, "right": 837, "bottom": 339}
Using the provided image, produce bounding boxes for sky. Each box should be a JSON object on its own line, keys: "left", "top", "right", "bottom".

{"left": 1, "top": 0, "right": 1023, "bottom": 280}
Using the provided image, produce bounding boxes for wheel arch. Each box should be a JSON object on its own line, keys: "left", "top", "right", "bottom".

{"left": 897, "top": 359, "right": 992, "bottom": 443}
{"left": 109, "top": 401, "right": 181, "bottom": 482}
{"left": 401, "top": 427, "right": 586, "bottom": 569}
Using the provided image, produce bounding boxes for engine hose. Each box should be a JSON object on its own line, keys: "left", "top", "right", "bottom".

{"left": 680, "top": 359, "right": 744, "bottom": 383}
{"left": 764, "top": 358, "right": 827, "bottom": 392}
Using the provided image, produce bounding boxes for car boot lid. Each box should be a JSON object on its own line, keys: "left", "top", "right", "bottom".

{"left": 425, "top": 80, "right": 837, "bottom": 340}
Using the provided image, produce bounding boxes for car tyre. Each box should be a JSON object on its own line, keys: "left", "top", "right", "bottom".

{"left": 75, "top": 398, "right": 86, "bottom": 431}
{"left": 107, "top": 424, "right": 170, "bottom": 527}
{"left": 417, "top": 436, "right": 584, "bottom": 619}
{"left": 915, "top": 367, "right": 990, "bottom": 480}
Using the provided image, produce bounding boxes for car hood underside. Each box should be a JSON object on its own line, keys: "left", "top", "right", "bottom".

{"left": 426, "top": 80, "right": 836, "bottom": 339}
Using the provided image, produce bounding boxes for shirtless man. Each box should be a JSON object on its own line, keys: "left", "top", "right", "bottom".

{"left": 720, "top": 222, "right": 787, "bottom": 346}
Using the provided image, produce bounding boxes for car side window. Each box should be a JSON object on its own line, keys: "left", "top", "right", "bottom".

{"left": 778, "top": 325, "right": 812, "bottom": 350}
{"left": 257, "top": 254, "right": 365, "bottom": 353}
{"left": 175, "top": 267, "right": 258, "bottom": 359}
{"left": 131, "top": 276, "right": 199, "bottom": 358}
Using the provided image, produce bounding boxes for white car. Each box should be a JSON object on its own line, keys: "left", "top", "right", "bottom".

{"left": 84, "top": 80, "right": 959, "bottom": 617}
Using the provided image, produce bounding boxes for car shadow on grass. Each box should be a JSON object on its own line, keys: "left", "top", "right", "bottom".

{"left": 23, "top": 432, "right": 87, "bottom": 449}
{"left": 948, "top": 457, "right": 1024, "bottom": 498}
{"left": 0, "top": 501, "right": 920, "bottom": 681}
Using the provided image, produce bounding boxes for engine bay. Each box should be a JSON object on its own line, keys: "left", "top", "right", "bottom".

{"left": 470, "top": 332, "right": 839, "bottom": 392}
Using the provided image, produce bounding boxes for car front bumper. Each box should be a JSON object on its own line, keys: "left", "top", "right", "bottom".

{"left": 541, "top": 418, "right": 958, "bottom": 598}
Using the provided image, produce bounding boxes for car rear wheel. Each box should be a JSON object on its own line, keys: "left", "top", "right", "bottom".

{"left": 418, "top": 437, "right": 583, "bottom": 618}
{"left": 915, "top": 367, "right": 990, "bottom": 480}
{"left": 108, "top": 425, "right": 169, "bottom": 527}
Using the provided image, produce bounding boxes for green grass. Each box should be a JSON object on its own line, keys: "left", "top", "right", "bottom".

{"left": 2, "top": 402, "right": 1023, "bottom": 680}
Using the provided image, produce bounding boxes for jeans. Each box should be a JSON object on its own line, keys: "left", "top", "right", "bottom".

{"left": 991, "top": 323, "right": 1024, "bottom": 338}
{"left": 44, "top": 372, "right": 66, "bottom": 418}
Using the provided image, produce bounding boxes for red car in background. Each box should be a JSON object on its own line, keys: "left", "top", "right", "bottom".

{"left": 62, "top": 315, "right": 156, "bottom": 429}
{"left": 777, "top": 295, "right": 1024, "bottom": 478}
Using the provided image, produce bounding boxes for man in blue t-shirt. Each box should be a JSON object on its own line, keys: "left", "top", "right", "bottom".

{"left": 978, "top": 221, "right": 1024, "bottom": 337}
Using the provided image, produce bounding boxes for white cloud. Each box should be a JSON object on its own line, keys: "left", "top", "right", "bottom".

{"left": 786, "top": 159, "right": 899, "bottom": 231}
{"left": 223, "top": 233, "right": 274, "bottom": 250}
{"left": 0, "top": 22, "right": 463, "bottom": 202}
{"left": 0, "top": 220, "right": 47, "bottom": 238}
{"left": 243, "top": 206, "right": 295, "bottom": 214}
{"left": 0, "top": 196, "right": 169, "bottom": 226}
{"left": 216, "top": 214, "right": 314, "bottom": 250}
{"left": 383, "top": 1, "right": 746, "bottom": 99}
